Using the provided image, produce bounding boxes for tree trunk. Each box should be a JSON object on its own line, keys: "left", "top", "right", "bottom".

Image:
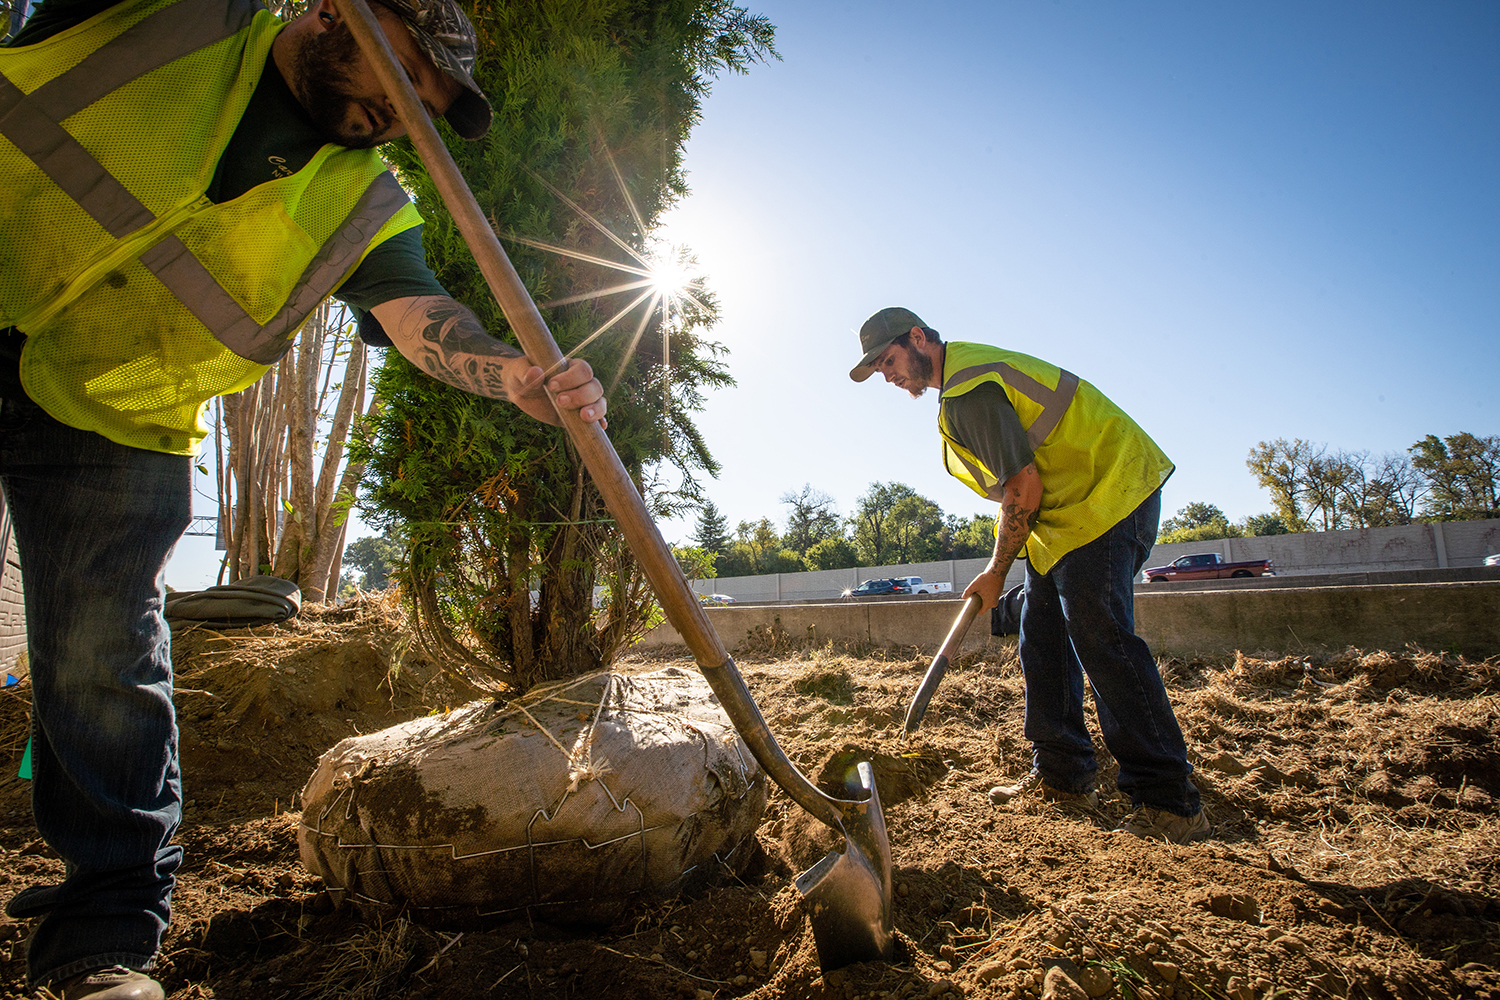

{"left": 213, "top": 302, "right": 374, "bottom": 600}
{"left": 304, "top": 345, "right": 372, "bottom": 602}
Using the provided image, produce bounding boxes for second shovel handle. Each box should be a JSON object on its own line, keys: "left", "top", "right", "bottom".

{"left": 902, "top": 593, "right": 983, "bottom": 733}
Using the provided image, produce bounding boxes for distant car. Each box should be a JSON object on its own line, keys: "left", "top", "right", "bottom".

{"left": 841, "top": 578, "right": 910, "bottom": 599}
{"left": 891, "top": 576, "right": 953, "bottom": 594}
{"left": 1485, "top": 553, "right": 1500, "bottom": 567}
{"left": 699, "top": 593, "right": 736, "bottom": 605}
{"left": 1141, "top": 552, "right": 1275, "bottom": 583}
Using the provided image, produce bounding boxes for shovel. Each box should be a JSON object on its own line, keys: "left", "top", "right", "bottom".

{"left": 902, "top": 593, "right": 982, "bottom": 733}
{"left": 333, "top": 0, "right": 892, "bottom": 970}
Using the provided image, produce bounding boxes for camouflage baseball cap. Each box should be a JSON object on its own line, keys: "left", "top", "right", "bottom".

{"left": 375, "top": 0, "right": 492, "bottom": 139}
{"left": 849, "top": 306, "right": 927, "bottom": 382}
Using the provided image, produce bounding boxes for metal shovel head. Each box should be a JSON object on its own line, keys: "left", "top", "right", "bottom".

{"left": 793, "top": 761, "right": 894, "bottom": 970}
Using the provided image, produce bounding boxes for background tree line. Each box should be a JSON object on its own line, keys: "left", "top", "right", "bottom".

{"left": 343, "top": 428, "right": 1497, "bottom": 589}
{"left": 1162, "top": 430, "right": 1497, "bottom": 544}
{"left": 646, "top": 429, "right": 1498, "bottom": 580}
{"left": 671, "top": 482, "right": 998, "bottom": 579}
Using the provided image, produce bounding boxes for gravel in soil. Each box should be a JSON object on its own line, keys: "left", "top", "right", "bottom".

{"left": 1, "top": 594, "right": 1496, "bottom": 999}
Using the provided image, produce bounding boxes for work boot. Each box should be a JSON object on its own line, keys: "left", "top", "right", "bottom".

{"left": 987, "top": 769, "right": 1100, "bottom": 809}
{"left": 1116, "top": 805, "right": 1211, "bottom": 845}
{"left": 54, "top": 966, "right": 164, "bottom": 1000}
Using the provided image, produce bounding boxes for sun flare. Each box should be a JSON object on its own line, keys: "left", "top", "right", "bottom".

{"left": 647, "top": 251, "right": 696, "bottom": 299}
{"left": 501, "top": 159, "right": 707, "bottom": 394}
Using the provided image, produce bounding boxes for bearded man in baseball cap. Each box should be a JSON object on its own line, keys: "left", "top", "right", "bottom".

{"left": 851, "top": 307, "right": 1207, "bottom": 848}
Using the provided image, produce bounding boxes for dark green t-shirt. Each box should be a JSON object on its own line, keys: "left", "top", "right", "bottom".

{"left": 0, "top": 0, "right": 442, "bottom": 393}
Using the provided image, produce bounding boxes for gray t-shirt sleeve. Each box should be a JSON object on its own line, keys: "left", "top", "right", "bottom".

{"left": 941, "top": 380, "right": 1035, "bottom": 487}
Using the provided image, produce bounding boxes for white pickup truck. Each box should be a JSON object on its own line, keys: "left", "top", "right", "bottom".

{"left": 894, "top": 576, "right": 953, "bottom": 595}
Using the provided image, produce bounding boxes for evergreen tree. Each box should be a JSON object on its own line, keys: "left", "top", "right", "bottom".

{"left": 356, "top": 1, "right": 776, "bottom": 688}
{"left": 692, "top": 501, "right": 731, "bottom": 557}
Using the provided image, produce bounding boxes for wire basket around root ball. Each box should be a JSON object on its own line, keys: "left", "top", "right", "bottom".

{"left": 298, "top": 666, "right": 767, "bottom": 925}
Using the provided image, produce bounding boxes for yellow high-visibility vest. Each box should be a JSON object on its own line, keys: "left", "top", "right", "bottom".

{"left": 0, "top": 0, "right": 422, "bottom": 455}
{"left": 938, "top": 342, "right": 1174, "bottom": 573}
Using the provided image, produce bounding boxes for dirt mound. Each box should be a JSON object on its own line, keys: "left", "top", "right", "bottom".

{"left": 2, "top": 606, "right": 1497, "bottom": 999}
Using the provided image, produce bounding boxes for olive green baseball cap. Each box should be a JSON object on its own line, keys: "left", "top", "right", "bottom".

{"left": 849, "top": 306, "right": 926, "bottom": 382}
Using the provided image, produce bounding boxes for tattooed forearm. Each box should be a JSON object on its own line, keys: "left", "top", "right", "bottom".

{"left": 995, "top": 497, "right": 1037, "bottom": 565}
{"left": 400, "top": 298, "right": 522, "bottom": 400}
{"left": 988, "top": 463, "right": 1042, "bottom": 575}
{"left": 375, "top": 294, "right": 606, "bottom": 427}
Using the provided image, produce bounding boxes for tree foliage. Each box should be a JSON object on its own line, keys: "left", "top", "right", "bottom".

{"left": 1159, "top": 502, "right": 1236, "bottom": 544}
{"left": 670, "top": 544, "right": 716, "bottom": 580}
{"left": 1246, "top": 436, "right": 1456, "bottom": 531}
{"left": 691, "top": 500, "right": 731, "bottom": 558}
{"left": 343, "top": 530, "right": 404, "bottom": 591}
{"left": 355, "top": 0, "right": 775, "bottom": 689}
{"left": 1410, "top": 433, "right": 1500, "bottom": 521}
{"left": 805, "top": 535, "right": 859, "bottom": 571}
{"left": 944, "top": 513, "right": 996, "bottom": 560}
{"left": 1241, "top": 513, "right": 1288, "bottom": 536}
{"left": 850, "top": 482, "right": 943, "bottom": 565}
{"left": 779, "top": 484, "right": 840, "bottom": 555}
{"left": 716, "top": 517, "right": 798, "bottom": 576}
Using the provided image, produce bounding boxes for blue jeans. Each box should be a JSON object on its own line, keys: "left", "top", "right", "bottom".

{"left": 0, "top": 394, "right": 187, "bottom": 986}
{"left": 1019, "top": 490, "right": 1201, "bottom": 817}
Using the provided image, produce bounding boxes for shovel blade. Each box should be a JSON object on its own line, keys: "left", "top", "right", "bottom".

{"left": 793, "top": 761, "right": 893, "bottom": 971}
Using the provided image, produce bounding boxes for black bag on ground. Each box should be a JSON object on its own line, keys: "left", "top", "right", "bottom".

{"left": 990, "top": 583, "right": 1024, "bottom": 637}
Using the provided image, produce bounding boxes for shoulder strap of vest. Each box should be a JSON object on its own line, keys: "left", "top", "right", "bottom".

{"left": 124, "top": 168, "right": 408, "bottom": 364}
{"left": 215, "top": 170, "right": 411, "bottom": 363}
{"left": 944, "top": 359, "right": 1080, "bottom": 450}
{"left": 0, "top": 0, "right": 264, "bottom": 237}
{"left": 1, "top": 0, "right": 407, "bottom": 364}
{"left": 20, "top": 0, "right": 263, "bottom": 121}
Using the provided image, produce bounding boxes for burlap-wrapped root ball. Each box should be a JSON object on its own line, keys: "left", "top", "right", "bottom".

{"left": 298, "top": 667, "right": 766, "bottom": 924}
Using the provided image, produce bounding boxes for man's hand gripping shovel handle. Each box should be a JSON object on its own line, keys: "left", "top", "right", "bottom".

{"left": 332, "top": 0, "right": 892, "bottom": 969}
{"left": 903, "top": 593, "right": 983, "bottom": 733}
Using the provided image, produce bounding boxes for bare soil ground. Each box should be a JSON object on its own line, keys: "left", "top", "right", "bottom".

{"left": 1, "top": 593, "right": 1497, "bottom": 1000}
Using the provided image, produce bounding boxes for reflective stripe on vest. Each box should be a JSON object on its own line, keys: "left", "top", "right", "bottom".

{"left": 938, "top": 361, "right": 1080, "bottom": 501}
{"left": 943, "top": 362, "right": 1080, "bottom": 451}
{"left": 0, "top": 0, "right": 257, "bottom": 235}
{"left": 0, "top": 0, "right": 408, "bottom": 365}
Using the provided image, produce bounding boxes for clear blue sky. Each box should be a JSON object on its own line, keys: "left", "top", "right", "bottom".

{"left": 167, "top": 0, "right": 1498, "bottom": 587}
{"left": 648, "top": 0, "right": 1499, "bottom": 545}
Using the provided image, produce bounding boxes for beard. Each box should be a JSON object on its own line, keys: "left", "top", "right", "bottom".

{"left": 904, "top": 343, "right": 933, "bottom": 398}
{"left": 289, "top": 20, "right": 396, "bottom": 148}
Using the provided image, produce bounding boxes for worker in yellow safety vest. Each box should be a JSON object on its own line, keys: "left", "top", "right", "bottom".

{"left": 0, "top": 0, "right": 606, "bottom": 994}
{"left": 851, "top": 306, "right": 1207, "bottom": 847}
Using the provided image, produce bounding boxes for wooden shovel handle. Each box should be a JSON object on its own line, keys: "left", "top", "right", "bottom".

{"left": 333, "top": 0, "right": 848, "bottom": 831}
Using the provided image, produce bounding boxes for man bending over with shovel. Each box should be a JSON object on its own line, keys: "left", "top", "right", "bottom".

{"left": 850, "top": 307, "right": 1206, "bottom": 846}
{"left": 1, "top": 0, "right": 605, "bottom": 994}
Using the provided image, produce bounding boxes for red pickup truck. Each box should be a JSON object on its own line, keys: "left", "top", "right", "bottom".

{"left": 1142, "top": 552, "right": 1275, "bottom": 583}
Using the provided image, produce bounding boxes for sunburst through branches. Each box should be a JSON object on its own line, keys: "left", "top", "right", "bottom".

{"left": 505, "top": 155, "right": 708, "bottom": 398}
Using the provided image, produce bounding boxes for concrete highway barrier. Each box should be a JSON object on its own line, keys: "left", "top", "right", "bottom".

{"left": 636, "top": 575, "right": 1500, "bottom": 659}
